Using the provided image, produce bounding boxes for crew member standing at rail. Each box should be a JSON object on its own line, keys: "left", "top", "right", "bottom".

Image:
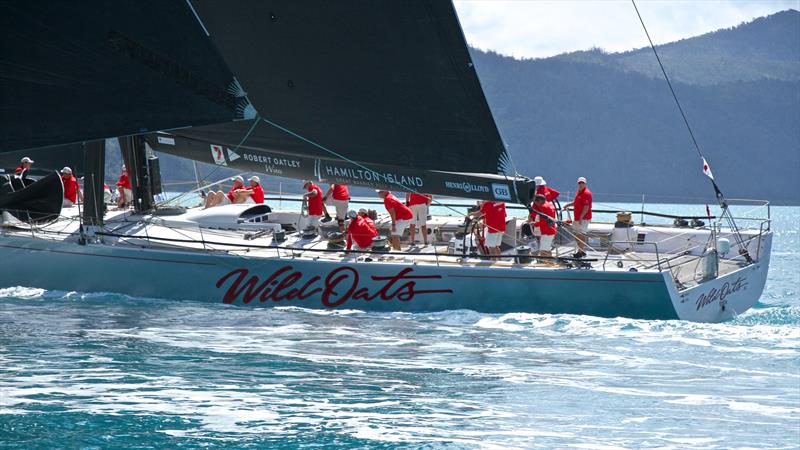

{"left": 303, "top": 180, "right": 325, "bottom": 228}
{"left": 60, "top": 167, "right": 83, "bottom": 207}
{"left": 323, "top": 183, "right": 350, "bottom": 231}
{"left": 470, "top": 201, "right": 507, "bottom": 257}
{"left": 529, "top": 194, "right": 557, "bottom": 258}
{"left": 564, "top": 176, "right": 592, "bottom": 258}
{"left": 378, "top": 190, "right": 413, "bottom": 251}
{"left": 406, "top": 192, "right": 432, "bottom": 245}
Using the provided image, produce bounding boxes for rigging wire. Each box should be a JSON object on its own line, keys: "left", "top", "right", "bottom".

{"left": 630, "top": 0, "right": 752, "bottom": 263}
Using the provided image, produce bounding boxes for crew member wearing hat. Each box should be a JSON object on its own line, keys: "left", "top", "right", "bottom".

{"left": 15, "top": 156, "right": 33, "bottom": 174}
{"left": 15, "top": 156, "right": 34, "bottom": 183}
{"left": 377, "top": 190, "right": 413, "bottom": 251}
{"left": 323, "top": 183, "right": 350, "bottom": 231}
{"left": 533, "top": 176, "right": 560, "bottom": 203}
{"left": 302, "top": 180, "right": 325, "bottom": 227}
{"left": 563, "top": 176, "right": 593, "bottom": 258}
{"left": 345, "top": 209, "right": 378, "bottom": 251}
{"left": 203, "top": 175, "right": 245, "bottom": 209}
{"left": 60, "top": 167, "right": 83, "bottom": 207}
{"left": 246, "top": 176, "right": 265, "bottom": 204}
{"left": 115, "top": 165, "right": 133, "bottom": 209}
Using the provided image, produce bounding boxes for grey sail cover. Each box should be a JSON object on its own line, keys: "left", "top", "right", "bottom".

{"left": 179, "top": 0, "right": 510, "bottom": 175}
{"left": 0, "top": 0, "right": 247, "bottom": 153}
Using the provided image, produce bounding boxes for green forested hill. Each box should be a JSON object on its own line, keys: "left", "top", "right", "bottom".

{"left": 470, "top": 9, "right": 800, "bottom": 203}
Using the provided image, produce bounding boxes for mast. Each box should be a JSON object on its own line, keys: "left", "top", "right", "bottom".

{"left": 81, "top": 140, "right": 106, "bottom": 226}
{"left": 119, "top": 135, "right": 154, "bottom": 213}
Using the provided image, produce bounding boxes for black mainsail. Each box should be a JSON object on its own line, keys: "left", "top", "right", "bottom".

{"left": 148, "top": 0, "right": 533, "bottom": 203}
{"left": 0, "top": 0, "right": 247, "bottom": 153}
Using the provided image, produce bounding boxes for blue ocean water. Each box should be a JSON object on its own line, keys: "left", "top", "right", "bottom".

{"left": 1, "top": 205, "right": 798, "bottom": 449}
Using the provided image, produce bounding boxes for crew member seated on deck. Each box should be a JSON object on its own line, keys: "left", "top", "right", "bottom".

{"left": 529, "top": 194, "right": 557, "bottom": 259}
{"left": 323, "top": 183, "right": 350, "bottom": 232}
{"left": 225, "top": 175, "right": 265, "bottom": 205}
{"left": 468, "top": 200, "right": 506, "bottom": 257}
{"left": 204, "top": 176, "right": 246, "bottom": 209}
{"left": 60, "top": 167, "right": 83, "bottom": 208}
{"left": 345, "top": 209, "right": 378, "bottom": 251}
{"left": 115, "top": 165, "right": 133, "bottom": 209}
{"left": 302, "top": 180, "right": 325, "bottom": 228}
{"left": 378, "top": 190, "right": 413, "bottom": 251}
{"left": 406, "top": 192, "right": 432, "bottom": 245}
{"left": 563, "top": 176, "right": 593, "bottom": 258}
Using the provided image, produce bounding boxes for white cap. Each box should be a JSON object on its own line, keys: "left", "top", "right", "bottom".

{"left": 60, "top": 166, "right": 72, "bottom": 174}
{"left": 577, "top": 176, "right": 587, "bottom": 184}
{"left": 347, "top": 210, "right": 358, "bottom": 219}
{"left": 231, "top": 175, "right": 244, "bottom": 183}
{"left": 303, "top": 180, "right": 313, "bottom": 186}
{"left": 21, "top": 157, "right": 34, "bottom": 163}
{"left": 248, "top": 175, "right": 260, "bottom": 184}
{"left": 533, "top": 176, "right": 546, "bottom": 186}
{"left": 121, "top": 164, "right": 127, "bottom": 171}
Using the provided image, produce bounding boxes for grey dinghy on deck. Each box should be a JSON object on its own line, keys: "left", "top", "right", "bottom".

{"left": 0, "top": 1, "right": 772, "bottom": 322}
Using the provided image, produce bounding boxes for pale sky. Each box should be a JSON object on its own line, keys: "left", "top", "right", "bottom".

{"left": 453, "top": 0, "right": 799, "bottom": 59}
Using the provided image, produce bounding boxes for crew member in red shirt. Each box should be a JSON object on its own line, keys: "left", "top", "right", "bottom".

{"left": 406, "top": 192, "right": 432, "bottom": 245}
{"left": 204, "top": 176, "right": 245, "bottom": 209}
{"left": 378, "top": 190, "right": 413, "bottom": 251}
{"left": 533, "top": 176, "right": 560, "bottom": 203}
{"left": 115, "top": 165, "right": 133, "bottom": 209}
{"left": 345, "top": 209, "right": 379, "bottom": 251}
{"left": 563, "top": 176, "right": 593, "bottom": 258}
{"left": 323, "top": 183, "right": 350, "bottom": 231}
{"left": 60, "top": 166, "right": 83, "bottom": 208}
{"left": 529, "top": 194, "right": 558, "bottom": 258}
{"left": 469, "top": 201, "right": 507, "bottom": 256}
{"left": 303, "top": 180, "right": 325, "bottom": 228}
{"left": 247, "top": 176, "right": 265, "bottom": 204}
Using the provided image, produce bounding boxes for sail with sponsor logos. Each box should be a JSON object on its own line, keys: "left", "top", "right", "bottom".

{"left": 146, "top": 0, "right": 533, "bottom": 203}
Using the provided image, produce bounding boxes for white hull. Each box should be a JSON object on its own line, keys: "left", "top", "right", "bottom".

{"left": 1, "top": 204, "right": 772, "bottom": 322}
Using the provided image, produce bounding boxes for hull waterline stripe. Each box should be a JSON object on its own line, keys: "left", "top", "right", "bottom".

{"left": 0, "top": 243, "right": 217, "bottom": 266}
{"left": 447, "top": 274, "right": 663, "bottom": 283}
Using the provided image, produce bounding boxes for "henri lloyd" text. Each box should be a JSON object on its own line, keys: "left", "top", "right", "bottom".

{"left": 216, "top": 265, "right": 453, "bottom": 307}
{"left": 694, "top": 276, "right": 748, "bottom": 311}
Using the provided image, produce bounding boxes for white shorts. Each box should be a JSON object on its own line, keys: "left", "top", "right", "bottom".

{"left": 409, "top": 203, "right": 428, "bottom": 227}
{"left": 484, "top": 231, "right": 503, "bottom": 248}
{"left": 104, "top": 189, "right": 113, "bottom": 204}
{"left": 221, "top": 194, "right": 232, "bottom": 205}
{"left": 62, "top": 199, "right": 74, "bottom": 208}
{"left": 539, "top": 233, "right": 555, "bottom": 251}
{"left": 329, "top": 199, "right": 349, "bottom": 220}
{"left": 120, "top": 187, "right": 133, "bottom": 202}
{"left": 575, "top": 219, "right": 590, "bottom": 233}
{"left": 392, "top": 219, "right": 411, "bottom": 237}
